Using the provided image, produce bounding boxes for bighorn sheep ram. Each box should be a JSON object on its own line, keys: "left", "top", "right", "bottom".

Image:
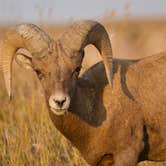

{"left": 1, "top": 20, "right": 166, "bottom": 166}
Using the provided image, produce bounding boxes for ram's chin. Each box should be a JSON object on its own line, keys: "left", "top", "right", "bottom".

{"left": 50, "top": 108, "right": 68, "bottom": 116}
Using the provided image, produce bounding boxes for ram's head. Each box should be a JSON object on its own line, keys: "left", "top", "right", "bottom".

{"left": 1, "top": 20, "right": 113, "bottom": 115}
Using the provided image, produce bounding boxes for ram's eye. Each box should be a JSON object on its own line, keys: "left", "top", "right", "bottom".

{"left": 71, "top": 66, "right": 81, "bottom": 78}
{"left": 35, "top": 69, "right": 44, "bottom": 79}
{"left": 75, "top": 67, "right": 81, "bottom": 73}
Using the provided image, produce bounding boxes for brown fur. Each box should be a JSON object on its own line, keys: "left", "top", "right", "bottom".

{"left": 10, "top": 48, "right": 166, "bottom": 165}
{"left": 38, "top": 52, "right": 166, "bottom": 165}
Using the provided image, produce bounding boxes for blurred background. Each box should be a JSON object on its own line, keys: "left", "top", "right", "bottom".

{"left": 0, "top": 0, "right": 166, "bottom": 165}
{"left": 0, "top": 0, "right": 166, "bottom": 23}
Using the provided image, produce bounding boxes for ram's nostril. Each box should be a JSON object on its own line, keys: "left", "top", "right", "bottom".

{"left": 53, "top": 97, "right": 66, "bottom": 108}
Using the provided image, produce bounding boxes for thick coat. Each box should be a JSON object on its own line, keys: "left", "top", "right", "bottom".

{"left": 50, "top": 54, "right": 166, "bottom": 165}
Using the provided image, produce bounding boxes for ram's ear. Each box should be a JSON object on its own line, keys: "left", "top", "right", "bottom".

{"left": 15, "top": 48, "right": 33, "bottom": 70}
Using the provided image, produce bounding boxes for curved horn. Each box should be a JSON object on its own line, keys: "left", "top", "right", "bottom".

{"left": 0, "top": 24, "right": 52, "bottom": 99}
{"left": 59, "top": 20, "right": 113, "bottom": 86}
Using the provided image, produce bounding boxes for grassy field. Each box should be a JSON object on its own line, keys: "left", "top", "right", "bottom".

{"left": 0, "top": 19, "right": 166, "bottom": 166}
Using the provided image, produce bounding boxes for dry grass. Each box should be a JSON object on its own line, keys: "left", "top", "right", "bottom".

{"left": 0, "top": 19, "right": 166, "bottom": 165}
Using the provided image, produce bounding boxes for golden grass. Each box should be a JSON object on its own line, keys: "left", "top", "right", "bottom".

{"left": 0, "top": 19, "right": 166, "bottom": 166}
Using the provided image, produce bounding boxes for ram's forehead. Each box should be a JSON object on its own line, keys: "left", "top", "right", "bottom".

{"left": 32, "top": 49, "right": 80, "bottom": 72}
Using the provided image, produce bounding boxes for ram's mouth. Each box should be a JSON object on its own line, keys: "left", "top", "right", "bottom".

{"left": 50, "top": 107, "right": 68, "bottom": 116}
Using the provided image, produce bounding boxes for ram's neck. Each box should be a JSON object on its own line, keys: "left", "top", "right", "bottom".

{"left": 48, "top": 71, "right": 108, "bottom": 154}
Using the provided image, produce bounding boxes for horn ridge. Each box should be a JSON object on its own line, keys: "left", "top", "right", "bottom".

{"left": 59, "top": 20, "right": 113, "bottom": 86}
{"left": 1, "top": 24, "right": 52, "bottom": 99}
